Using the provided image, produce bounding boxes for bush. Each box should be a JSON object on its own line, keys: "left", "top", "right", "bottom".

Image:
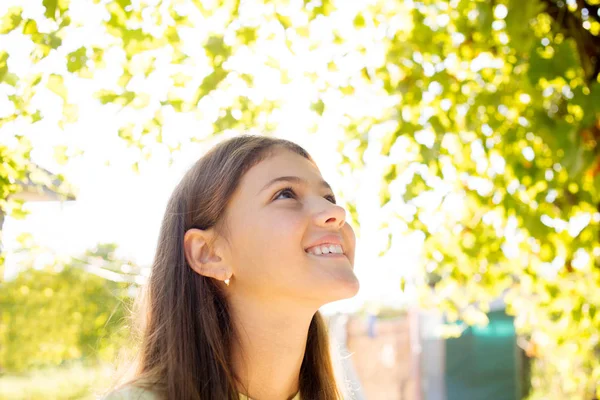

{"left": 0, "top": 262, "right": 134, "bottom": 373}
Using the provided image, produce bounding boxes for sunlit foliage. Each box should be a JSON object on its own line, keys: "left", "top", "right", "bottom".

{"left": 0, "top": 243, "right": 136, "bottom": 372}
{"left": 1, "top": 0, "right": 600, "bottom": 397}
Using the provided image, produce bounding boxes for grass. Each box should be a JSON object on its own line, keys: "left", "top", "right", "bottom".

{"left": 0, "top": 362, "right": 117, "bottom": 400}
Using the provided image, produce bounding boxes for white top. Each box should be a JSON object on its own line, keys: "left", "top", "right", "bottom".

{"left": 102, "top": 385, "right": 301, "bottom": 400}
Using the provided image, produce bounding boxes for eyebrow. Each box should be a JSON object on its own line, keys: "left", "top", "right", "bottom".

{"left": 258, "top": 175, "right": 333, "bottom": 194}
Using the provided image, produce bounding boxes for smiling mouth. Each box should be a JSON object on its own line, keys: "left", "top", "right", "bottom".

{"left": 305, "top": 251, "right": 346, "bottom": 258}
{"left": 304, "top": 248, "right": 348, "bottom": 261}
{"left": 304, "top": 243, "right": 344, "bottom": 255}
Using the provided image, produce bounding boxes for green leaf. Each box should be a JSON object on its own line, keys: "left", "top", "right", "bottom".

{"left": 403, "top": 173, "right": 427, "bottom": 202}
{"left": 276, "top": 13, "right": 292, "bottom": 29}
{"left": 353, "top": 13, "right": 366, "bottom": 28}
{"left": 43, "top": 0, "right": 58, "bottom": 19}
{"left": 205, "top": 35, "right": 231, "bottom": 60}
{"left": 96, "top": 90, "right": 119, "bottom": 104}
{"left": 30, "top": 110, "right": 43, "bottom": 123}
{"left": 162, "top": 98, "right": 184, "bottom": 112}
{"left": 0, "top": 7, "right": 23, "bottom": 34}
{"left": 22, "top": 19, "right": 38, "bottom": 35}
{"left": 311, "top": 99, "right": 325, "bottom": 116}
{"left": 475, "top": 2, "right": 493, "bottom": 36}
{"left": 377, "top": 233, "right": 392, "bottom": 257}
{"left": 505, "top": 0, "right": 537, "bottom": 53}
{"left": 66, "top": 47, "right": 87, "bottom": 73}
{"left": 193, "top": 67, "right": 227, "bottom": 104}
{"left": 9, "top": 201, "right": 29, "bottom": 219}
{"left": 379, "top": 180, "right": 391, "bottom": 206}
{"left": 0, "top": 51, "right": 9, "bottom": 82}
{"left": 237, "top": 27, "right": 257, "bottom": 45}
{"left": 307, "top": 0, "right": 334, "bottom": 18}
{"left": 47, "top": 74, "right": 67, "bottom": 101}
{"left": 589, "top": 81, "right": 600, "bottom": 114}
{"left": 164, "top": 26, "right": 180, "bottom": 44}
{"left": 116, "top": 0, "right": 132, "bottom": 10}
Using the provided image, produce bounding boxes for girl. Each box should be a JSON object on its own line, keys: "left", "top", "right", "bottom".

{"left": 103, "top": 135, "right": 360, "bottom": 400}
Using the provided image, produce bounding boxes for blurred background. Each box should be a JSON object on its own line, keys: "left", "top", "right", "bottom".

{"left": 1, "top": 0, "right": 599, "bottom": 399}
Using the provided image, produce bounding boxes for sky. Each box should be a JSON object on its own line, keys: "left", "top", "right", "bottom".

{"left": 0, "top": 84, "right": 421, "bottom": 314}
{"left": 0, "top": 0, "right": 423, "bottom": 314}
{"left": 2, "top": 126, "right": 420, "bottom": 314}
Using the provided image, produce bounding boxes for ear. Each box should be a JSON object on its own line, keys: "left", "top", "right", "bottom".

{"left": 183, "top": 228, "right": 231, "bottom": 282}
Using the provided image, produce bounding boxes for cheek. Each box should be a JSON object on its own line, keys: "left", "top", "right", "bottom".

{"left": 234, "top": 211, "right": 306, "bottom": 271}
{"left": 260, "top": 211, "right": 306, "bottom": 253}
{"left": 342, "top": 223, "right": 357, "bottom": 263}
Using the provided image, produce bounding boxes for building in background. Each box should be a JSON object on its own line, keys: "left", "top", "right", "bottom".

{"left": 335, "top": 302, "right": 529, "bottom": 400}
{"left": 419, "top": 299, "right": 528, "bottom": 400}
{"left": 0, "top": 164, "right": 76, "bottom": 280}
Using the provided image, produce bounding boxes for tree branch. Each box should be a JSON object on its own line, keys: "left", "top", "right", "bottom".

{"left": 540, "top": 0, "right": 600, "bottom": 84}
{"left": 579, "top": 0, "right": 600, "bottom": 25}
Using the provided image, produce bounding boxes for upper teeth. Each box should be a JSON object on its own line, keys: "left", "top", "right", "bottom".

{"left": 306, "top": 244, "right": 344, "bottom": 255}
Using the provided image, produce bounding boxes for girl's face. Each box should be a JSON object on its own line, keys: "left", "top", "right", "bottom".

{"left": 222, "top": 148, "right": 359, "bottom": 307}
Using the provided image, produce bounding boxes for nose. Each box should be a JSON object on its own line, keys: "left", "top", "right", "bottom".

{"left": 313, "top": 200, "right": 346, "bottom": 229}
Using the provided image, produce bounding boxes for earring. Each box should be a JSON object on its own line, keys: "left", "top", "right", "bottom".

{"left": 224, "top": 276, "right": 231, "bottom": 286}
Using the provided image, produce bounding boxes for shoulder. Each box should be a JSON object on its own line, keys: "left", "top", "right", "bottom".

{"left": 100, "top": 384, "right": 161, "bottom": 400}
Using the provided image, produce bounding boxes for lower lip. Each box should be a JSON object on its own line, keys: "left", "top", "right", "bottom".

{"left": 305, "top": 251, "right": 347, "bottom": 259}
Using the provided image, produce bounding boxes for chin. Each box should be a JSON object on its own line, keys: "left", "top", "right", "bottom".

{"left": 321, "top": 273, "right": 360, "bottom": 304}
{"left": 340, "top": 274, "right": 361, "bottom": 298}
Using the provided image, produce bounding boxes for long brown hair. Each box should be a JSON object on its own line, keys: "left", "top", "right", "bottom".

{"left": 108, "top": 135, "right": 344, "bottom": 400}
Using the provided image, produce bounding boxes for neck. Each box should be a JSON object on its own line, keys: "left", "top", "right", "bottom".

{"left": 228, "top": 295, "right": 317, "bottom": 400}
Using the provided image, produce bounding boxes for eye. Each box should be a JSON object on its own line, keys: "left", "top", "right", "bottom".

{"left": 274, "top": 187, "right": 297, "bottom": 200}
{"left": 274, "top": 186, "right": 337, "bottom": 204}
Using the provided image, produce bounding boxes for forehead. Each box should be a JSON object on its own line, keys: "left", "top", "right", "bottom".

{"left": 241, "top": 148, "right": 321, "bottom": 189}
